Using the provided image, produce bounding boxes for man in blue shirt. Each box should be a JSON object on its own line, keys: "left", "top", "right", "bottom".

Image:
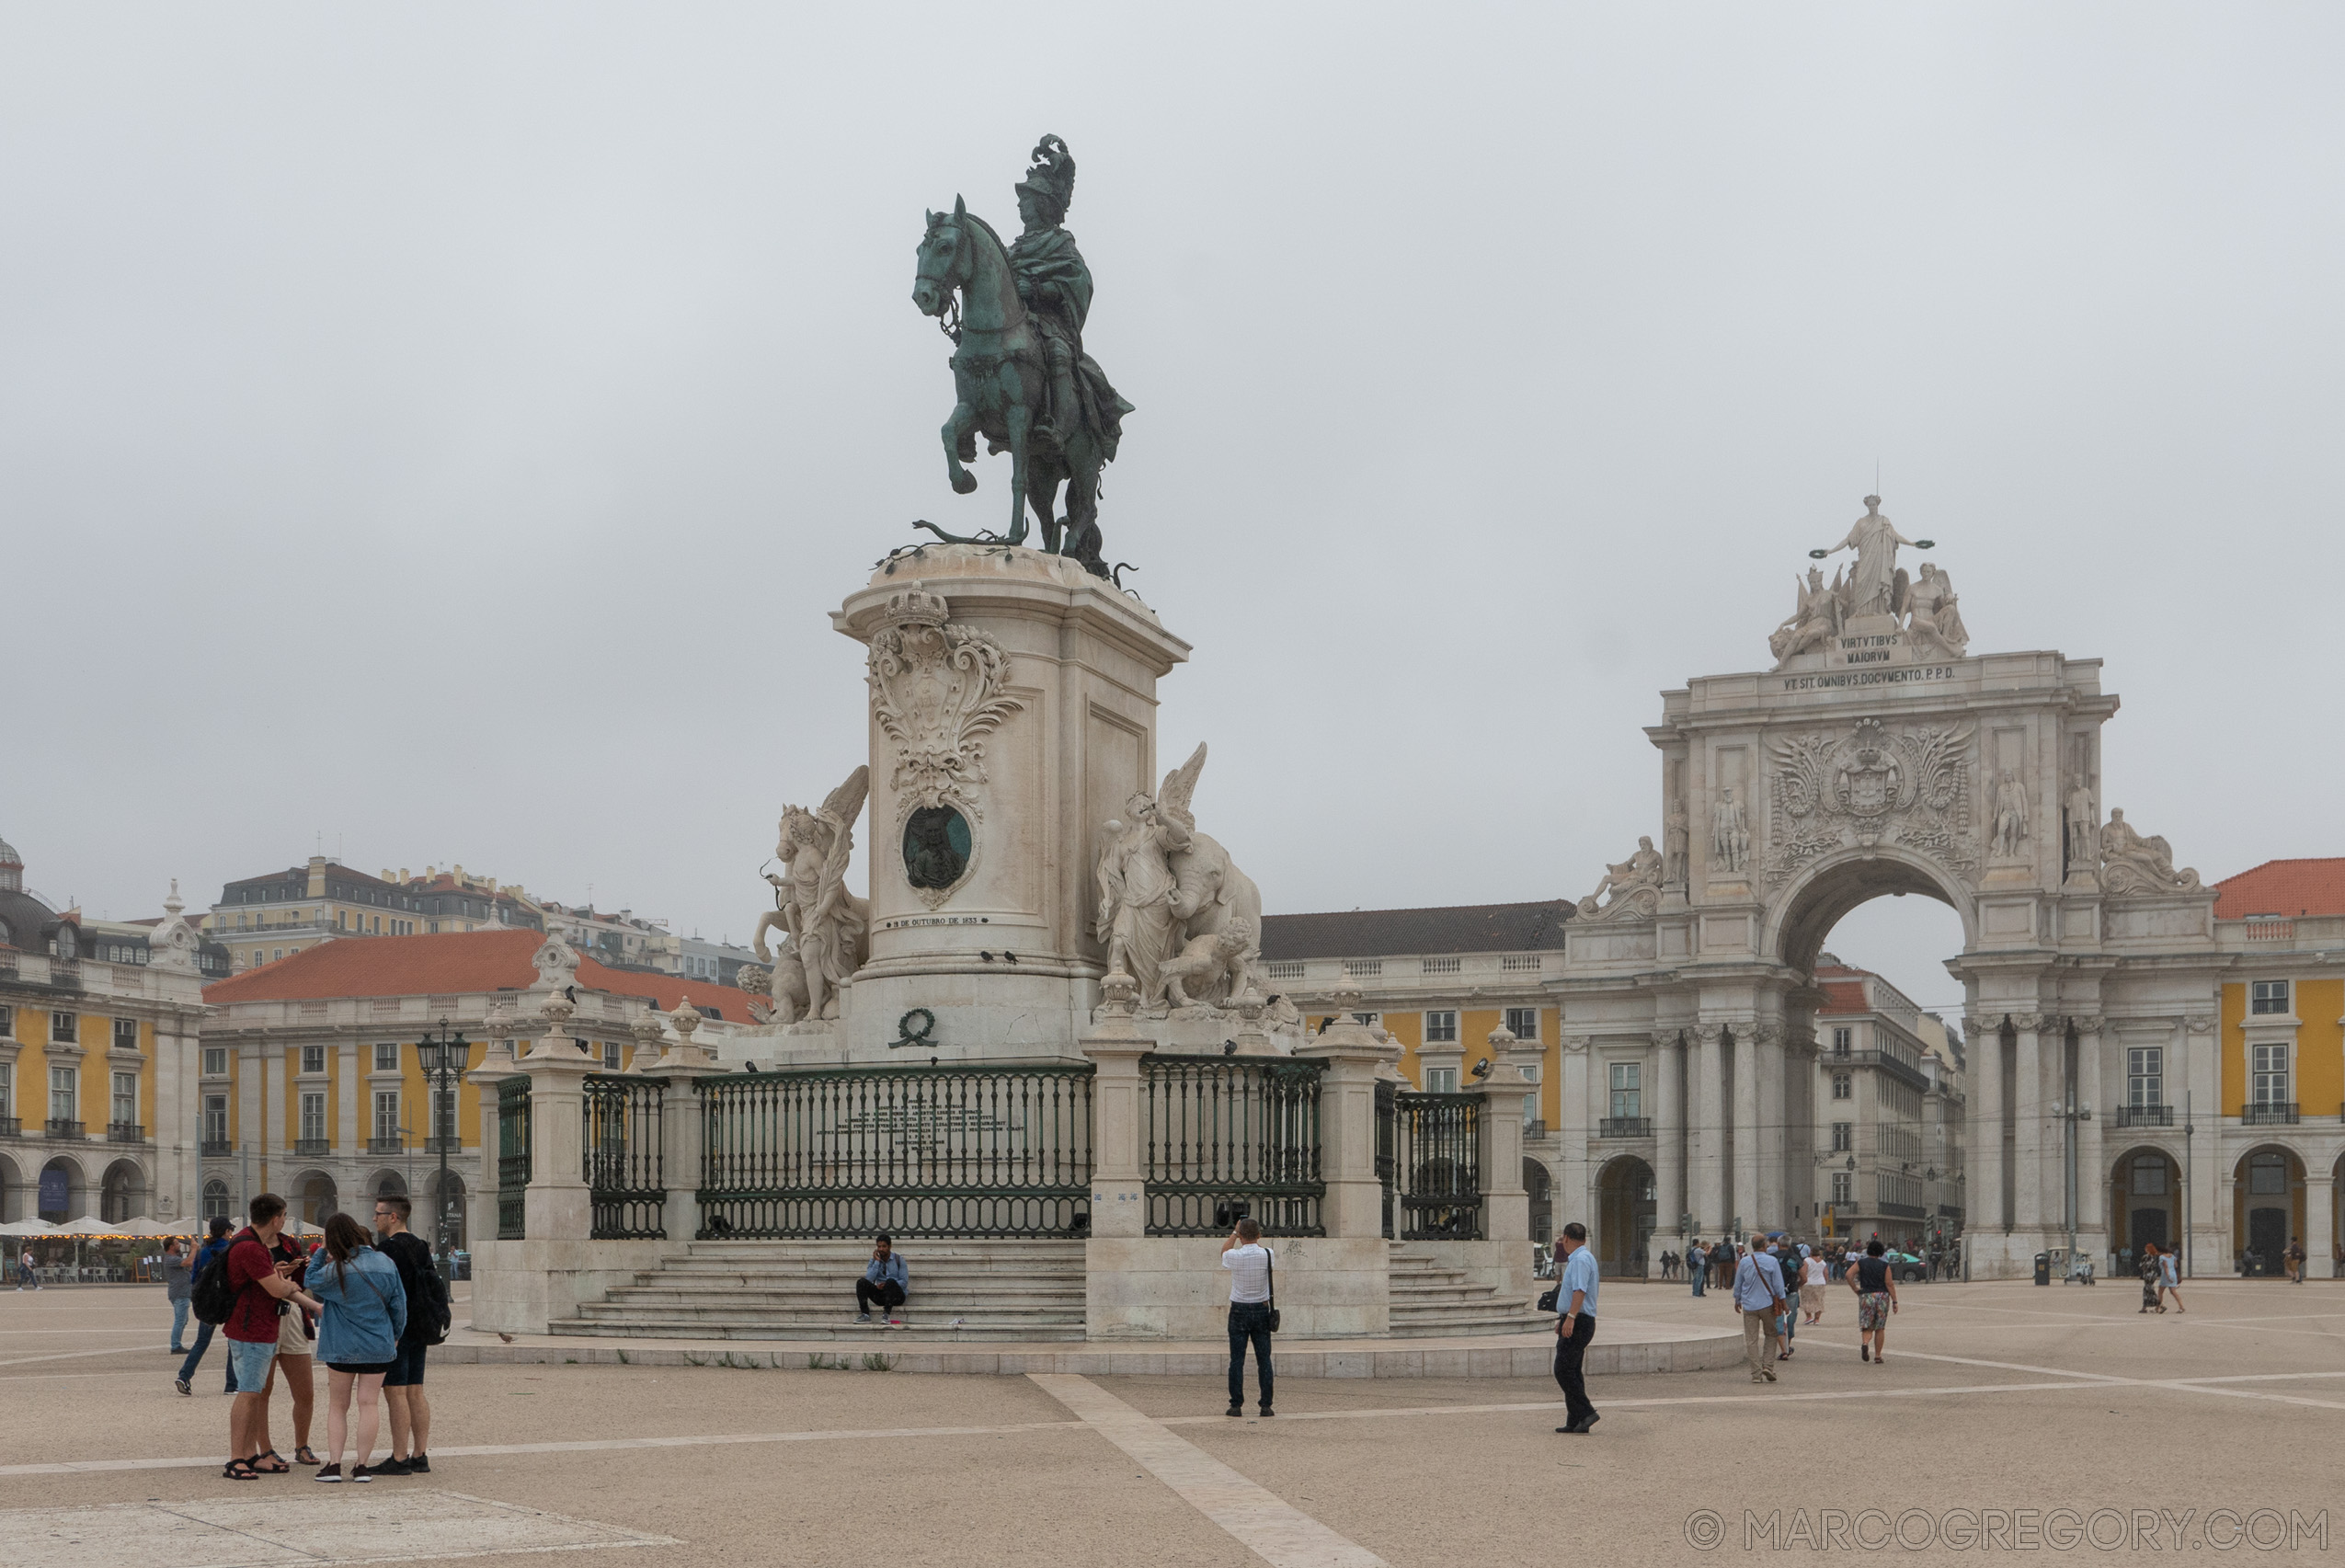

{"left": 855, "top": 1233, "right": 909, "bottom": 1323}
{"left": 1551, "top": 1221, "right": 1601, "bottom": 1434}
{"left": 1732, "top": 1230, "right": 1787, "bottom": 1383}
{"left": 1687, "top": 1239, "right": 1708, "bottom": 1297}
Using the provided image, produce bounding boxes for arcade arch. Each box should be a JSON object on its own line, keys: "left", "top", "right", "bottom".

{"left": 2234, "top": 1146, "right": 2304, "bottom": 1275}
{"left": 297, "top": 1172, "right": 339, "bottom": 1226}
{"left": 98, "top": 1159, "right": 144, "bottom": 1224}
{"left": 2109, "top": 1146, "right": 2180, "bottom": 1262}
{"left": 38, "top": 1154, "right": 86, "bottom": 1220}
{"left": 1595, "top": 1154, "right": 1654, "bottom": 1277}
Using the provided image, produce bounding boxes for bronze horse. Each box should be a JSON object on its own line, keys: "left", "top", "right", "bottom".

{"left": 909, "top": 197, "right": 1110, "bottom": 575}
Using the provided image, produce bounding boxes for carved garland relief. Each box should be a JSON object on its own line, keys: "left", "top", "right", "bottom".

{"left": 865, "top": 589, "right": 1027, "bottom": 908}
{"left": 1763, "top": 716, "right": 1979, "bottom": 890}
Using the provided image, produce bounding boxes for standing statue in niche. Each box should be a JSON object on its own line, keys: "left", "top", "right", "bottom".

{"left": 1712, "top": 786, "right": 1751, "bottom": 876}
{"left": 2064, "top": 781, "right": 2098, "bottom": 876}
{"left": 754, "top": 766, "right": 872, "bottom": 1024}
{"left": 1663, "top": 806, "right": 1691, "bottom": 888}
{"left": 909, "top": 136, "right": 1135, "bottom": 575}
{"left": 1991, "top": 769, "right": 2030, "bottom": 859}
{"left": 1816, "top": 496, "right": 1922, "bottom": 621}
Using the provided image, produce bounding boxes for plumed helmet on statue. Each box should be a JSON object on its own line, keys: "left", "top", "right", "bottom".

{"left": 1014, "top": 134, "right": 1077, "bottom": 223}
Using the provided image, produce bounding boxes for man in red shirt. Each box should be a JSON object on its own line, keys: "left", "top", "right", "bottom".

{"left": 222, "top": 1194, "right": 319, "bottom": 1481}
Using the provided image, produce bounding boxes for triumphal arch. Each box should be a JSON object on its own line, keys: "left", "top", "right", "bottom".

{"left": 1557, "top": 498, "right": 2221, "bottom": 1277}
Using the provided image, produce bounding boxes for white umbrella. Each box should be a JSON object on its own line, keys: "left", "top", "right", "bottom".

{"left": 48, "top": 1215, "right": 121, "bottom": 1238}
{"left": 119, "top": 1217, "right": 189, "bottom": 1238}
{"left": 0, "top": 1218, "right": 58, "bottom": 1237}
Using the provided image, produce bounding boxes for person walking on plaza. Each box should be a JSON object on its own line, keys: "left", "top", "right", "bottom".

{"left": 2287, "top": 1236, "right": 2306, "bottom": 1285}
{"left": 372, "top": 1196, "right": 438, "bottom": 1475}
{"left": 854, "top": 1233, "right": 909, "bottom": 1322}
{"left": 305, "top": 1213, "right": 406, "bottom": 1482}
{"left": 1551, "top": 1222, "right": 1601, "bottom": 1435}
{"left": 1773, "top": 1238, "right": 1802, "bottom": 1357}
{"left": 1687, "top": 1239, "right": 1708, "bottom": 1297}
{"left": 256, "top": 1226, "right": 320, "bottom": 1468}
{"left": 164, "top": 1237, "right": 194, "bottom": 1352}
{"left": 17, "top": 1242, "right": 37, "bottom": 1289}
{"left": 2159, "top": 1244, "right": 2185, "bottom": 1312}
{"left": 1849, "top": 1239, "right": 1898, "bottom": 1364}
{"left": 2137, "top": 1242, "right": 2164, "bottom": 1312}
{"left": 1733, "top": 1231, "right": 1786, "bottom": 1383}
{"left": 1219, "top": 1217, "right": 1275, "bottom": 1418}
{"left": 1801, "top": 1249, "right": 1830, "bottom": 1325}
{"left": 176, "top": 1216, "right": 237, "bottom": 1397}
{"left": 222, "top": 1195, "right": 319, "bottom": 1480}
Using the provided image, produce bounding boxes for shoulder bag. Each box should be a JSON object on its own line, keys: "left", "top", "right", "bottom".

{"left": 1264, "top": 1248, "right": 1280, "bottom": 1333}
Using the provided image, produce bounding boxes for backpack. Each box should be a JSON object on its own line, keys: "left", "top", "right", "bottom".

{"left": 188, "top": 1238, "right": 242, "bottom": 1326}
{"left": 416, "top": 1265, "right": 452, "bottom": 1346}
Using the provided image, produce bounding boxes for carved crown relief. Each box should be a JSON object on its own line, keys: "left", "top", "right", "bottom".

{"left": 1764, "top": 716, "right": 1978, "bottom": 888}
{"left": 866, "top": 588, "right": 1025, "bottom": 835}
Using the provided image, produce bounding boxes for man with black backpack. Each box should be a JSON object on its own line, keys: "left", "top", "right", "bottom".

{"left": 372, "top": 1195, "right": 447, "bottom": 1475}
{"left": 175, "top": 1216, "right": 236, "bottom": 1398}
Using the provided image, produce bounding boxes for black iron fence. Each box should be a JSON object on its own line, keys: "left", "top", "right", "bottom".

{"left": 696, "top": 1064, "right": 1092, "bottom": 1239}
{"left": 1141, "top": 1055, "right": 1324, "bottom": 1237}
{"left": 585, "top": 1075, "right": 667, "bottom": 1240}
{"left": 1392, "top": 1090, "right": 1481, "bottom": 1240}
{"left": 496, "top": 1076, "right": 531, "bottom": 1241}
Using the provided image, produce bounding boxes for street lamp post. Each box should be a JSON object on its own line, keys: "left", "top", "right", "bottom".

{"left": 415, "top": 1018, "right": 473, "bottom": 1281}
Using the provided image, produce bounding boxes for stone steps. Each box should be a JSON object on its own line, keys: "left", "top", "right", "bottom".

{"left": 1381, "top": 1242, "right": 1549, "bottom": 1338}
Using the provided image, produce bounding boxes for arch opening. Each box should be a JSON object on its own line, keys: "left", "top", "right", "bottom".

{"left": 2233, "top": 1146, "right": 2305, "bottom": 1276}
{"left": 1770, "top": 851, "right": 1971, "bottom": 980}
{"left": 1595, "top": 1155, "right": 1655, "bottom": 1278}
{"left": 2107, "top": 1146, "right": 2180, "bottom": 1270}
{"left": 99, "top": 1160, "right": 144, "bottom": 1224}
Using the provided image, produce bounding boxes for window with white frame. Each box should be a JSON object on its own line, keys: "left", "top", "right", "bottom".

{"left": 301, "top": 1044, "right": 326, "bottom": 1075}
{"left": 373, "top": 1042, "right": 399, "bottom": 1072}
{"left": 434, "top": 1086, "right": 458, "bottom": 1142}
{"left": 1831, "top": 1172, "right": 1853, "bottom": 1206}
{"left": 2249, "top": 979, "right": 2290, "bottom": 1016}
{"left": 2250, "top": 1043, "right": 2290, "bottom": 1106}
{"left": 300, "top": 1092, "right": 326, "bottom": 1143}
{"left": 50, "top": 1012, "right": 76, "bottom": 1045}
{"left": 203, "top": 1095, "right": 229, "bottom": 1144}
{"left": 202, "top": 1179, "right": 232, "bottom": 1220}
{"left": 112, "top": 1018, "right": 139, "bottom": 1052}
{"left": 372, "top": 1090, "right": 401, "bottom": 1141}
{"left": 49, "top": 1066, "right": 77, "bottom": 1122}
{"left": 1831, "top": 1026, "right": 1852, "bottom": 1056}
{"left": 1608, "top": 1061, "right": 1641, "bottom": 1120}
{"left": 602, "top": 1040, "right": 622, "bottom": 1070}
{"left": 202, "top": 1047, "right": 229, "bottom": 1078}
{"left": 1424, "top": 1066, "right": 1458, "bottom": 1093}
{"left": 1423, "top": 1011, "right": 1458, "bottom": 1044}
{"left": 1831, "top": 1121, "right": 1853, "bottom": 1152}
{"left": 0, "top": 1063, "right": 11, "bottom": 1118}
{"left": 1831, "top": 1072, "right": 1852, "bottom": 1100}
{"left": 0, "top": 1008, "right": 12, "bottom": 1039}
{"left": 2126, "top": 1047, "right": 2163, "bottom": 1107}
{"left": 110, "top": 1071, "right": 136, "bottom": 1127}
{"left": 1503, "top": 1007, "right": 1539, "bottom": 1041}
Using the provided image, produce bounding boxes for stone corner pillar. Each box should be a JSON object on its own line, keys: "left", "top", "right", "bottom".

{"left": 635, "top": 1014, "right": 706, "bottom": 1246}
{"left": 1295, "top": 1009, "right": 1393, "bottom": 1243}
{"left": 519, "top": 1001, "right": 597, "bottom": 1242}
{"left": 1465, "top": 1042, "right": 1533, "bottom": 1294}
{"left": 1080, "top": 977, "right": 1152, "bottom": 1242}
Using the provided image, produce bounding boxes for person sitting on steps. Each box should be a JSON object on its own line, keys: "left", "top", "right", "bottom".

{"left": 855, "top": 1233, "right": 909, "bottom": 1324}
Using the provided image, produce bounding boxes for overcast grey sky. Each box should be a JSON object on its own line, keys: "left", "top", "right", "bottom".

{"left": 5, "top": 6, "right": 2339, "bottom": 1013}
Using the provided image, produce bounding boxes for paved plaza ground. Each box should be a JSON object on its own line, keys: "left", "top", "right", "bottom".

{"left": 3, "top": 1277, "right": 2339, "bottom": 1565}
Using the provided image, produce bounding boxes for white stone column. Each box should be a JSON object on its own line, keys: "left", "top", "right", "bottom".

{"left": 1081, "top": 973, "right": 1150, "bottom": 1243}
{"left": 642, "top": 1007, "right": 716, "bottom": 1244}
{"left": 1732, "top": 1024, "right": 1759, "bottom": 1236}
{"left": 520, "top": 998, "right": 595, "bottom": 1243}
{"left": 1559, "top": 1034, "right": 1591, "bottom": 1230}
{"left": 335, "top": 1041, "right": 360, "bottom": 1163}
{"left": 1301, "top": 1002, "right": 1406, "bottom": 1243}
{"left": 2074, "top": 1015, "right": 2107, "bottom": 1255}
{"left": 1653, "top": 1028, "right": 1686, "bottom": 1250}
{"left": 1967, "top": 1013, "right": 2004, "bottom": 1242}
{"left": 1469, "top": 1042, "right": 1533, "bottom": 1297}
{"left": 1756, "top": 1023, "right": 1787, "bottom": 1231}
{"left": 2183, "top": 1014, "right": 2221, "bottom": 1275}
{"left": 1694, "top": 1027, "right": 1727, "bottom": 1235}
{"left": 2305, "top": 1173, "right": 2336, "bottom": 1281}
{"left": 1783, "top": 1027, "right": 1818, "bottom": 1226}
{"left": 2012, "top": 1014, "right": 2047, "bottom": 1247}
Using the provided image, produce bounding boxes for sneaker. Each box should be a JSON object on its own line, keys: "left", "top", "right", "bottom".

{"left": 372, "top": 1457, "right": 411, "bottom": 1476}
{"left": 1259, "top": 1405, "right": 1275, "bottom": 1418}
{"left": 349, "top": 1464, "right": 375, "bottom": 1482}
{"left": 856, "top": 1312, "right": 872, "bottom": 1322}
{"left": 406, "top": 1454, "right": 429, "bottom": 1474}
{"left": 1225, "top": 1403, "right": 1243, "bottom": 1417}
{"left": 315, "top": 1464, "right": 343, "bottom": 1483}
{"left": 1762, "top": 1368, "right": 1778, "bottom": 1381}
{"left": 1860, "top": 1344, "right": 1870, "bottom": 1362}
{"left": 174, "top": 1379, "right": 191, "bottom": 1397}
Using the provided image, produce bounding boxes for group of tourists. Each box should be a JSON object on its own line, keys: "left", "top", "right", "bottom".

{"left": 2135, "top": 1242, "right": 2187, "bottom": 1312}
{"left": 169, "top": 1193, "right": 445, "bottom": 1482}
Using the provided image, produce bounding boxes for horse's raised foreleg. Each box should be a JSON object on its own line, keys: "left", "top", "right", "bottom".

{"left": 943, "top": 401, "right": 978, "bottom": 496}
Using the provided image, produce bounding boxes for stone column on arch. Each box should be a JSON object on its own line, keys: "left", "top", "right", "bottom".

{"left": 1693, "top": 1026, "right": 1727, "bottom": 1236}
{"left": 2011, "top": 1013, "right": 2050, "bottom": 1248}
{"left": 1653, "top": 1028, "right": 1687, "bottom": 1251}
{"left": 2073, "top": 1014, "right": 2108, "bottom": 1258}
{"left": 1730, "top": 1024, "right": 1759, "bottom": 1235}
{"left": 1756, "top": 1022, "right": 1787, "bottom": 1231}
{"left": 1558, "top": 1034, "right": 1592, "bottom": 1233}
{"left": 1965, "top": 1013, "right": 2006, "bottom": 1247}
{"left": 1781, "top": 1024, "right": 1819, "bottom": 1225}
{"left": 2182, "top": 1014, "right": 2221, "bottom": 1274}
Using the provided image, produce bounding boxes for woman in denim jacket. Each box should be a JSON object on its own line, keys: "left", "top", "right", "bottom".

{"left": 304, "top": 1213, "right": 408, "bottom": 1481}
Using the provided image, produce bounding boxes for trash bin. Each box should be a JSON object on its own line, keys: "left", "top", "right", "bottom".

{"left": 2033, "top": 1252, "right": 2052, "bottom": 1286}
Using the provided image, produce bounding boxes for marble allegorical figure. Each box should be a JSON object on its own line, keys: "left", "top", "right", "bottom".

{"left": 1903, "top": 561, "right": 1969, "bottom": 658}
{"left": 1769, "top": 565, "right": 1844, "bottom": 668}
{"left": 2064, "top": 782, "right": 2097, "bottom": 877}
{"left": 1094, "top": 791, "right": 1192, "bottom": 1008}
{"left": 2099, "top": 807, "right": 2203, "bottom": 895}
{"left": 1093, "top": 743, "right": 1265, "bottom": 1011}
{"left": 1161, "top": 918, "right": 1255, "bottom": 1012}
{"left": 753, "top": 765, "right": 873, "bottom": 1024}
{"left": 1991, "top": 769, "right": 2029, "bottom": 859}
{"left": 1711, "top": 786, "right": 1750, "bottom": 876}
{"left": 1663, "top": 806, "right": 1690, "bottom": 888}
{"left": 1579, "top": 835, "right": 1664, "bottom": 921}
{"left": 1819, "top": 495, "right": 1918, "bottom": 621}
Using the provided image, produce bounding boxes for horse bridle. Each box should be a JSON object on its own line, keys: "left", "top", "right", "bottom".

{"left": 920, "top": 219, "right": 965, "bottom": 346}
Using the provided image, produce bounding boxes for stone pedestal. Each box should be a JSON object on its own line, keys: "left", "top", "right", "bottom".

{"left": 832, "top": 545, "right": 1191, "bottom": 1062}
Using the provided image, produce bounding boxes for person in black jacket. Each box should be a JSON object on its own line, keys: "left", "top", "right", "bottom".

{"left": 371, "top": 1196, "right": 438, "bottom": 1475}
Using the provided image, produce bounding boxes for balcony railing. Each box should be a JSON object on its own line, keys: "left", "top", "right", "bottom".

{"left": 427, "top": 1134, "right": 464, "bottom": 1154}
{"left": 45, "top": 1119, "right": 86, "bottom": 1139}
{"left": 1596, "top": 1116, "right": 1653, "bottom": 1139}
{"left": 293, "top": 1138, "right": 331, "bottom": 1157}
{"left": 2242, "top": 1103, "right": 2298, "bottom": 1126}
{"left": 0, "top": 1116, "right": 18, "bottom": 1137}
{"left": 105, "top": 1122, "right": 144, "bottom": 1143}
{"left": 367, "top": 1134, "right": 405, "bottom": 1153}
{"left": 201, "top": 1138, "right": 233, "bottom": 1157}
{"left": 2113, "top": 1104, "right": 2174, "bottom": 1128}
{"left": 1523, "top": 1119, "right": 1550, "bottom": 1139}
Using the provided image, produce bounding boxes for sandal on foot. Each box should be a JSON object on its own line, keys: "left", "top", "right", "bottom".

{"left": 223, "top": 1459, "right": 259, "bottom": 1481}
{"left": 293, "top": 1447, "right": 321, "bottom": 1467}
{"left": 250, "top": 1450, "right": 291, "bottom": 1474}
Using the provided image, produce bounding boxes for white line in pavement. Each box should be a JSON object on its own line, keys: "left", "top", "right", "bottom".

{"left": 0, "top": 1343, "right": 170, "bottom": 1369}
{"left": 1030, "top": 1373, "right": 1389, "bottom": 1568}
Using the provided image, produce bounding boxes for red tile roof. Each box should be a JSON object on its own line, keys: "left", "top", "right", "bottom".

{"left": 201, "top": 929, "right": 746, "bottom": 1019}
{"left": 2213, "top": 858, "right": 2345, "bottom": 921}
{"left": 1816, "top": 979, "right": 1870, "bottom": 1015}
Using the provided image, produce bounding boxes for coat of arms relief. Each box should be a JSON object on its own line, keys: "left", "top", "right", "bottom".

{"left": 1763, "top": 716, "right": 1979, "bottom": 889}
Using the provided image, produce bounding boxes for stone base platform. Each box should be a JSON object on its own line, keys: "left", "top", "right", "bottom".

{"left": 439, "top": 1317, "right": 1741, "bottom": 1379}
